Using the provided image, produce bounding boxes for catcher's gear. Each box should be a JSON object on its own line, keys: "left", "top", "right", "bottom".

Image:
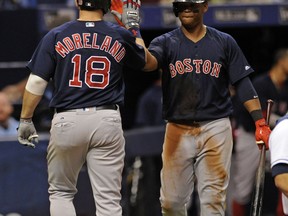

{"left": 76, "top": 0, "right": 111, "bottom": 14}
{"left": 17, "top": 118, "right": 39, "bottom": 148}
{"left": 255, "top": 118, "right": 271, "bottom": 150}
{"left": 173, "top": 0, "right": 207, "bottom": 17}
{"left": 111, "top": 0, "right": 141, "bottom": 29}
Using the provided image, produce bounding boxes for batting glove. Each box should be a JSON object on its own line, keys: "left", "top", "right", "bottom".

{"left": 111, "top": 0, "right": 141, "bottom": 36}
{"left": 255, "top": 118, "right": 271, "bottom": 150}
{"left": 17, "top": 118, "right": 39, "bottom": 148}
{"left": 111, "top": 0, "right": 124, "bottom": 26}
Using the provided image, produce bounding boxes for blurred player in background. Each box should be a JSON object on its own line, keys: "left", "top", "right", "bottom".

{"left": 1, "top": 78, "right": 27, "bottom": 104}
{"left": 269, "top": 113, "right": 288, "bottom": 215}
{"left": 130, "top": 69, "right": 164, "bottom": 216}
{"left": 16, "top": 0, "right": 153, "bottom": 215}
{"left": 232, "top": 48, "right": 288, "bottom": 216}
{"left": 135, "top": 70, "right": 164, "bottom": 127}
{"left": 111, "top": 0, "right": 271, "bottom": 215}
{"left": 0, "top": 92, "right": 19, "bottom": 136}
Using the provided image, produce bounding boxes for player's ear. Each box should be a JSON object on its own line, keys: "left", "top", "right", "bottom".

{"left": 202, "top": 2, "right": 208, "bottom": 13}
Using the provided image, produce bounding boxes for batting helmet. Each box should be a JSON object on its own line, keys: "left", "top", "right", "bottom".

{"left": 173, "top": 0, "right": 207, "bottom": 17}
{"left": 77, "top": 0, "right": 111, "bottom": 14}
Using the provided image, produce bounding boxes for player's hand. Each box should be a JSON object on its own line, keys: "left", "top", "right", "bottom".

{"left": 255, "top": 118, "right": 271, "bottom": 150}
{"left": 111, "top": 0, "right": 141, "bottom": 29}
{"left": 110, "top": 0, "right": 124, "bottom": 26}
{"left": 17, "top": 118, "right": 39, "bottom": 148}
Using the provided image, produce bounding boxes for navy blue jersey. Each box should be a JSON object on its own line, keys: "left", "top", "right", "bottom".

{"left": 234, "top": 73, "right": 288, "bottom": 131}
{"left": 148, "top": 26, "right": 254, "bottom": 122}
{"left": 27, "top": 20, "right": 146, "bottom": 109}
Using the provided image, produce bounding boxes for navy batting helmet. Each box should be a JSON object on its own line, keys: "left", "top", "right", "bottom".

{"left": 77, "top": 0, "right": 111, "bottom": 14}
{"left": 173, "top": 0, "right": 207, "bottom": 17}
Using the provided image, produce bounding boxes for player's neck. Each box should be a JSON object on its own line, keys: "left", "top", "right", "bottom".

{"left": 78, "top": 10, "right": 103, "bottom": 21}
{"left": 181, "top": 24, "right": 206, "bottom": 43}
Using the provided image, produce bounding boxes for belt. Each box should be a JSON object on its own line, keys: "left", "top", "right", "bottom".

{"left": 169, "top": 121, "right": 201, "bottom": 128}
{"left": 55, "top": 104, "right": 117, "bottom": 113}
{"left": 168, "top": 120, "right": 201, "bottom": 126}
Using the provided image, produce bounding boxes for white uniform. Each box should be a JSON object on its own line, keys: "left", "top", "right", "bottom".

{"left": 269, "top": 115, "right": 288, "bottom": 214}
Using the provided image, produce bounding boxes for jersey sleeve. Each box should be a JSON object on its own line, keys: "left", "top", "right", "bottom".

{"left": 121, "top": 31, "right": 146, "bottom": 70}
{"left": 148, "top": 35, "right": 165, "bottom": 68}
{"left": 27, "top": 31, "right": 56, "bottom": 81}
{"left": 226, "top": 35, "right": 254, "bottom": 85}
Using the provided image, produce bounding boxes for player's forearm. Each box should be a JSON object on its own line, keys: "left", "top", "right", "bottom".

{"left": 234, "top": 77, "right": 264, "bottom": 121}
{"left": 243, "top": 98, "right": 265, "bottom": 122}
{"left": 243, "top": 98, "right": 262, "bottom": 114}
{"left": 20, "top": 90, "right": 43, "bottom": 119}
{"left": 135, "top": 38, "right": 158, "bottom": 72}
{"left": 20, "top": 74, "right": 48, "bottom": 119}
{"left": 275, "top": 174, "right": 288, "bottom": 198}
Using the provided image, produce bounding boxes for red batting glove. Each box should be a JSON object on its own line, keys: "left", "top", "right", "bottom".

{"left": 255, "top": 118, "right": 271, "bottom": 150}
{"left": 110, "top": 0, "right": 125, "bottom": 27}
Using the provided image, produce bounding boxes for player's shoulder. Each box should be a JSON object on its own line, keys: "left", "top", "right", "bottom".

{"left": 50, "top": 20, "right": 77, "bottom": 33}
{"left": 43, "top": 20, "right": 77, "bottom": 38}
{"left": 164, "top": 28, "right": 181, "bottom": 37}
{"left": 206, "top": 26, "right": 235, "bottom": 42}
{"left": 103, "top": 21, "right": 123, "bottom": 30}
{"left": 44, "top": 20, "right": 130, "bottom": 40}
{"left": 104, "top": 21, "right": 132, "bottom": 37}
{"left": 151, "top": 28, "right": 181, "bottom": 43}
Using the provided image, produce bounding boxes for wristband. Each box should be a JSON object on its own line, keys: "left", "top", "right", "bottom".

{"left": 20, "top": 118, "right": 32, "bottom": 123}
{"left": 128, "top": 27, "right": 142, "bottom": 38}
{"left": 250, "top": 110, "right": 263, "bottom": 122}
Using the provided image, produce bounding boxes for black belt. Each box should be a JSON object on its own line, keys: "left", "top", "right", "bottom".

{"left": 55, "top": 104, "right": 117, "bottom": 113}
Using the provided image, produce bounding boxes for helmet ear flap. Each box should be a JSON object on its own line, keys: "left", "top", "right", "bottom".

{"left": 172, "top": 2, "right": 179, "bottom": 17}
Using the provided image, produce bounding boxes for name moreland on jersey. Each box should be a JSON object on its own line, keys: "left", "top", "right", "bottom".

{"left": 55, "top": 33, "right": 126, "bottom": 63}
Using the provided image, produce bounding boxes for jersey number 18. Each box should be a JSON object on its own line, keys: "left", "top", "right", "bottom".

{"left": 69, "top": 54, "right": 111, "bottom": 89}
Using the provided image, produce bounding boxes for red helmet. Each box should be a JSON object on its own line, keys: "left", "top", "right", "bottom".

{"left": 77, "top": 0, "right": 111, "bottom": 14}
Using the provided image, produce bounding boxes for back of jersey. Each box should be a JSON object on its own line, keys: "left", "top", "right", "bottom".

{"left": 27, "top": 20, "right": 146, "bottom": 109}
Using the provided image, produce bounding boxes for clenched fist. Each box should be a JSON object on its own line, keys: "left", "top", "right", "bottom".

{"left": 255, "top": 118, "right": 271, "bottom": 150}
{"left": 17, "top": 118, "right": 39, "bottom": 148}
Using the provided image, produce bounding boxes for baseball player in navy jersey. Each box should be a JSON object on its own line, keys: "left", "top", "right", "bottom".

{"left": 112, "top": 0, "right": 271, "bottom": 215}
{"left": 269, "top": 113, "right": 288, "bottom": 215}
{"left": 16, "top": 0, "right": 154, "bottom": 215}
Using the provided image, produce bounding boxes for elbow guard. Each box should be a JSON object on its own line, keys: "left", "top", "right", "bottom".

{"left": 25, "top": 74, "right": 48, "bottom": 96}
